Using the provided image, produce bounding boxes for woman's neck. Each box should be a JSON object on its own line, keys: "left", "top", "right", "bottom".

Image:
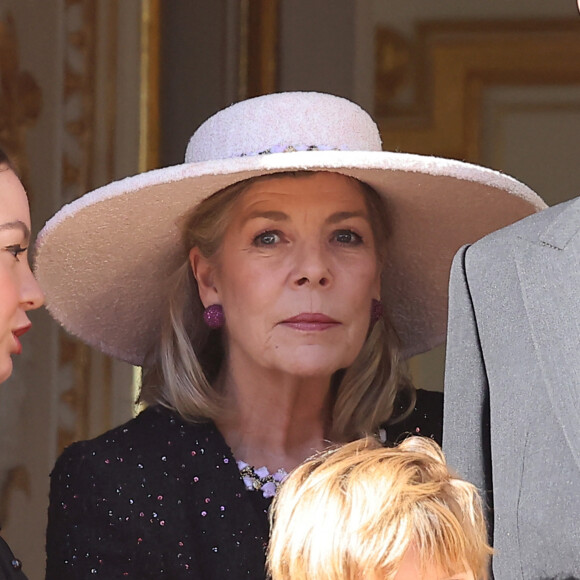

{"left": 215, "top": 364, "right": 334, "bottom": 474}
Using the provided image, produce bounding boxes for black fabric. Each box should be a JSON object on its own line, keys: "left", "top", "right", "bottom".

{"left": 386, "top": 388, "right": 443, "bottom": 445}
{"left": 46, "top": 406, "right": 271, "bottom": 579}
{"left": 46, "top": 391, "right": 442, "bottom": 579}
{"left": 0, "top": 537, "right": 27, "bottom": 580}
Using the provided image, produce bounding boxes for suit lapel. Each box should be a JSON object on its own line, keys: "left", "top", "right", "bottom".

{"left": 514, "top": 199, "right": 580, "bottom": 471}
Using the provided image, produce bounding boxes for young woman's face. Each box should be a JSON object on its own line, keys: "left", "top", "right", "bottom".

{"left": 191, "top": 172, "right": 381, "bottom": 381}
{"left": 0, "top": 167, "right": 44, "bottom": 383}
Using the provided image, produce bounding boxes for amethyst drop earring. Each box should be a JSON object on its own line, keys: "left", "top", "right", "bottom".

{"left": 371, "top": 298, "right": 383, "bottom": 324}
{"left": 203, "top": 304, "right": 225, "bottom": 329}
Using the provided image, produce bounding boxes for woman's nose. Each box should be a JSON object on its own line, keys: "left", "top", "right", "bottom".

{"left": 21, "top": 267, "right": 45, "bottom": 310}
{"left": 293, "top": 243, "right": 332, "bottom": 288}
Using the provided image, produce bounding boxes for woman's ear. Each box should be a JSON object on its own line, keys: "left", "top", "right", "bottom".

{"left": 189, "top": 247, "right": 220, "bottom": 308}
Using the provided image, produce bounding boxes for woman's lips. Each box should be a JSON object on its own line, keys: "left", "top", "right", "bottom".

{"left": 280, "top": 313, "right": 340, "bottom": 331}
{"left": 12, "top": 325, "right": 31, "bottom": 355}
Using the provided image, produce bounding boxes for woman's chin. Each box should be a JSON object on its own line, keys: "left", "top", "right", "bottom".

{"left": 272, "top": 348, "right": 357, "bottom": 379}
{"left": 0, "top": 356, "right": 14, "bottom": 385}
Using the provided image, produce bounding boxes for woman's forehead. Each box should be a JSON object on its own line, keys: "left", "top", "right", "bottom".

{"left": 236, "top": 172, "right": 369, "bottom": 211}
{"left": 0, "top": 169, "right": 30, "bottom": 229}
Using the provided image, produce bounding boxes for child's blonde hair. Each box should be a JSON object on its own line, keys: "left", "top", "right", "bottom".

{"left": 268, "top": 436, "right": 491, "bottom": 580}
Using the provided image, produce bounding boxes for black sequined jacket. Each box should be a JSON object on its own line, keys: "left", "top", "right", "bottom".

{"left": 46, "top": 406, "right": 272, "bottom": 579}
{"left": 45, "top": 391, "right": 443, "bottom": 580}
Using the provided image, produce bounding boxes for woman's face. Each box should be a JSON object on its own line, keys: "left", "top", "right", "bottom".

{"left": 191, "top": 172, "right": 381, "bottom": 381}
{"left": 0, "top": 167, "right": 44, "bottom": 383}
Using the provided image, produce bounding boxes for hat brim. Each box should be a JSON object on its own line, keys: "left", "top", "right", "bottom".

{"left": 35, "top": 150, "right": 546, "bottom": 365}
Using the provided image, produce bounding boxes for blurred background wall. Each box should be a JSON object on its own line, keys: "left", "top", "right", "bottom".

{"left": 1, "top": 1, "right": 579, "bottom": 576}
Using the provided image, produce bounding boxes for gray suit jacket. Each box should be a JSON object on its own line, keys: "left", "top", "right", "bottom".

{"left": 443, "top": 196, "right": 580, "bottom": 580}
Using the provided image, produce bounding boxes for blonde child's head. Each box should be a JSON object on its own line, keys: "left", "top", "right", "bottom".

{"left": 268, "top": 436, "right": 491, "bottom": 580}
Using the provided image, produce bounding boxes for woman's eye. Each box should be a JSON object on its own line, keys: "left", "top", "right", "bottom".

{"left": 253, "top": 231, "right": 281, "bottom": 246}
{"left": 333, "top": 230, "right": 362, "bottom": 245}
{"left": 5, "top": 245, "right": 27, "bottom": 260}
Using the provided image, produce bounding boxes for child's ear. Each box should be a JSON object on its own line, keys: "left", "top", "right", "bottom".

{"left": 189, "top": 247, "right": 220, "bottom": 307}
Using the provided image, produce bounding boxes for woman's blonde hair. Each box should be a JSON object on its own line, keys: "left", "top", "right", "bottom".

{"left": 140, "top": 171, "right": 414, "bottom": 440}
{"left": 267, "top": 436, "right": 492, "bottom": 580}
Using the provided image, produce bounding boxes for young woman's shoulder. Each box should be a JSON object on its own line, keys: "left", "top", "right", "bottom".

{"left": 0, "top": 537, "right": 27, "bottom": 579}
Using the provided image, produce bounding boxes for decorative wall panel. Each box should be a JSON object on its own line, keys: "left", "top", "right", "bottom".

{"left": 375, "top": 19, "right": 580, "bottom": 390}
{"left": 376, "top": 20, "right": 580, "bottom": 162}
{"left": 0, "top": 2, "right": 141, "bottom": 576}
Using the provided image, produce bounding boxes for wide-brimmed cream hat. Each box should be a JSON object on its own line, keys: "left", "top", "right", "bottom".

{"left": 35, "top": 91, "right": 546, "bottom": 365}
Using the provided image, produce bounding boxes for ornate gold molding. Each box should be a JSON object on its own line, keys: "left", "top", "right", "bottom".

{"left": 239, "top": 0, "right": 279, "bottom": 100}
{"left": 375, "top": 20, "right": 580, "bottom": 162}
{"left": 0, "top": 11, "right": 42, "bottom": 189}
{"left": 140, "top": 0, "right": 160, "bottom": 172}
{"left": 61, "top": 0, "right": 97, "bottom": 199}
{"left": 57, "top": 0, "right": 99, "bottom": 452}
{"left": 58, "top": 334, "right": 92, "bottom": 450}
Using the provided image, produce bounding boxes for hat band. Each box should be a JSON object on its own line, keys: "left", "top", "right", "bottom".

{"left": 237, "top": 143, "right": 345, "bottom": 158}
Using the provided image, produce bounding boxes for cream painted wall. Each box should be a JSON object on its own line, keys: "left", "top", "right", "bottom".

{"left": 482, "top": 85, "right": 580, "bottom": 205}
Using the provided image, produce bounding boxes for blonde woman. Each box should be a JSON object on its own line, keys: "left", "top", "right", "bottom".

{"left": 36, "top": 92, "right": 543, "bottom": 579}
{"left": 268, "top": 436, "right": 491, "bottom": 580}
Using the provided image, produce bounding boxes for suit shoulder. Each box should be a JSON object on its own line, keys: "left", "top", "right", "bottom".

{"left": 472, "top": 197, "right": 578, "bottom": 253}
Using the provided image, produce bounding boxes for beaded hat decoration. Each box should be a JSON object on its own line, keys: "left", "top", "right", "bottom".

{"left": 35, "top": 91, "right": 546, "bottom": 366}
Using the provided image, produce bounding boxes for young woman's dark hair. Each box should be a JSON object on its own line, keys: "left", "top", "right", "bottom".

{"left": 0, "top": 146, "right": 10, "bottom": 166}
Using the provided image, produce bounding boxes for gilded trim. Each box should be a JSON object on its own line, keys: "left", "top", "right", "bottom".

{"left": 0, "top": 11, "right": 42, "bottom": 189}
{"left": 139, "top": 0, "right": 160, "bottom": 172}
{"left": 105, "top": 0, "right": 119, "bottom": 183}
{"left": 57, "top": 0, "right": 98, "bottom": 451}
{"left": 239, "top": 0, "right": 279, "bottom": 99}
{"left": 375, "top": 19, "right": 580, "bottom": 162}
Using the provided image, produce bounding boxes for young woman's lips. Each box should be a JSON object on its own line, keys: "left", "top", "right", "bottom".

{"left": 281, "top": 313, "right": 340, "bottom": 331}
{"left": 12, "top": 325, "right": 31, "bottom": 355}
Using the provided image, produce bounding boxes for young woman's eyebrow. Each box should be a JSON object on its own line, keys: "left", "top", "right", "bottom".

{"left": 0, "top": 220, "right": 30, "bottom": 241}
